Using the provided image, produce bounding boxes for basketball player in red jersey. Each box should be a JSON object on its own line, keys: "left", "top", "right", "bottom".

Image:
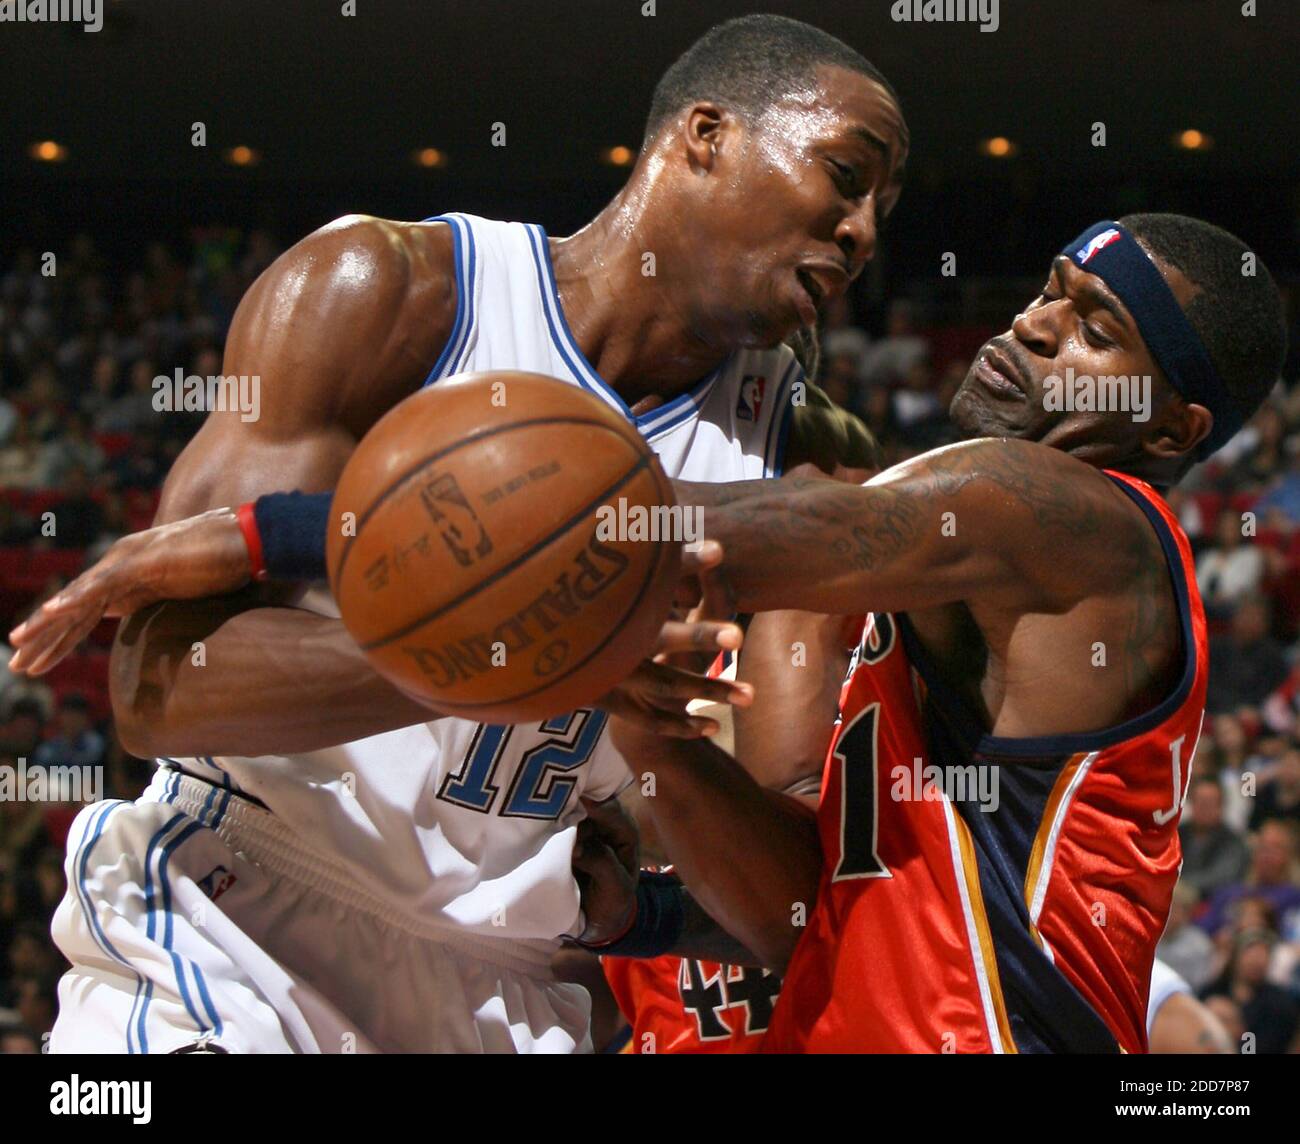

{"left": 599, "top": 606, "right": 862, "bottom": 1053}
{"left": 13, "top": 217, "right": 1284, "bottom": 1052}
{"left": 611, "top": 214, "right": 1288, "bottom": 1053}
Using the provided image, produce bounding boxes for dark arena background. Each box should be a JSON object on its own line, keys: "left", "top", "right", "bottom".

{"left": 1, "top": 0, "right": 1299, "bottom": 1124}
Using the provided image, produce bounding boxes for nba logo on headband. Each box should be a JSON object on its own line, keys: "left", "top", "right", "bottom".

{"left": 1076, "top": 228, "right": 1122, "bottom": 265}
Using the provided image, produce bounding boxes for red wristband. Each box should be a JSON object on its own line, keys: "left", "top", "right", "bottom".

{"left": 236, "top": 502, "right": 268, "bottom": 582}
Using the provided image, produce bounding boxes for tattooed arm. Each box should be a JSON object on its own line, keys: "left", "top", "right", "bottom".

{"left": 678, "top": 435, "right": 1131, "bottom": 618}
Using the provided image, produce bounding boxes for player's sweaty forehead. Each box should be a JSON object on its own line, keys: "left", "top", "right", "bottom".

{"left": 757, "top": 66, "right": 907, "bottom": 199}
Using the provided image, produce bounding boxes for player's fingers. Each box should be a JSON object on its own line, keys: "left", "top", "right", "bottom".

{"left": 679, "top": 538, "right": 722, "bottom": 576}
{"left": 19, "top": 612, "right": 104, "bottom": 677}
{"left": 653, "top": 619, "right": 742, "bottom": 657}
{"left": 644, "top": 662, "right": 754, "bottom": 707}
{"left": 648, "top": 710, "right": 721, "bottom": 739}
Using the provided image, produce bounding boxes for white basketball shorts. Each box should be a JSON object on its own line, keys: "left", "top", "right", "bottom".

{"left": 49, "top": 770, "right": 592, "bottom": 1053}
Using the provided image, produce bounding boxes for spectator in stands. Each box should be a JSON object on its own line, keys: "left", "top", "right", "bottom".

{"left": 80, "top": 352, "right": 122, "bottom": 428}
{"left": 102, "top": 421, "right": 168, "bottom": 492}
{"left": 1263, "top": 664, "right": 1300, "bottom": 734}
{"left": 21, "top": 363, "right": 64, "bottom": 444}
{"left": 1250, "top": 743, "right": 1300, "bottom": 831}
{"left": 47, "top": 463, "right": 104, "bottom": 550}
{"left": 859, "top": 298, "right": 929, "bottom": 390}
{"left": 1198, "top": 712, "right": 1261, "bottom": 832}
{"left": 1157, "top": 881, "right": 1217, "bottom": 990}
{"left": 0, "top": 1023, "right": 41, "bottom": 1054}
{"left": 1199, "top": 820, "right": 1300, "bottom": 941}
{"left": 1165, "top": 486, "right": 1207, "bottom": 549}
{"left": 820, "top": 350, "right": 858, "bottom": 414}
{"left": 11, "top": 974, "right": 57, "bottom": 1040}
{"left": 1206, "top": 596, "right": 1291, "bottom": 715}
{"left": 0, "top": 701, "right": 45, "bottom": 757}
{"left": 1180, "top": 776, "right": 1252, "bottom": 898}
{"left": 0, "top": 385, "right": 16, "bottom": 445}
{"left": 820, "top": 293, "right": 871, "bottom": 376}
{"left": 0, "top": 641, "right": 55, "bottom": 724}
{"left": 45, "top": 410, "right": 105, "bottom": 487}
{"left": 1201, "top": 928, "right": 1299, "bottom": 1054}
{"left": 32, "top": 692, "right": 105, "bottom": 771}
{"left": 0, "top": 497, "right": 38, "bottom": 545}
{"left": 32, "top": 848, "right": 66, "bottom": 923}
{"left": 96, "top": 357, "right": 158, "bottom": 434}
{"left": 1252, "top": 441, "right": 1300, "bottom": 527}
{"left": 1222, "top": 403, "right": 1288, "bottom": 494}
{"left": 891, "top": 355, "right": 944, "bottom": 438}
{"left": 0, "top": 416, "right": 55, "bottom": 489}
{"left": 5, "top": 921, "right": 60, "bottom": 984}
{"left": 1196, "top": 509, "right": 1265, "bottom": 615}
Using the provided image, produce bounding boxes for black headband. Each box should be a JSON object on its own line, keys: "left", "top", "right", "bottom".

{"left": 1061, "top": 220, "right": 1238, "bottom": 459}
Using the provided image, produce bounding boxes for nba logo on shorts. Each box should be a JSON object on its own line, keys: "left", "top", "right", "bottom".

{"left": 197, "top": 865, "right": 237, "bottom": 902}
{"left": 737, "top": 375, "right": 766, "bottom": 422}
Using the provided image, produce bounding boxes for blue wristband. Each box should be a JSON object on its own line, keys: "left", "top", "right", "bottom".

{"left": 588, "top": 872, "right": 685, "bottom": 958}
{"left": 252, "top": 491, "right": 331, "bottom": 581}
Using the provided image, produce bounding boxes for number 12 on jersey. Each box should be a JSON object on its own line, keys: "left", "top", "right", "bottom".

{"left": 439, "top": 710, "right": 609, "bottom": 820}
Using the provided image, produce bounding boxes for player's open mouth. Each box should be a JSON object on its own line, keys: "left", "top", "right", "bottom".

{"left": 794, "top": 269, "right": 822, "bottom": 327}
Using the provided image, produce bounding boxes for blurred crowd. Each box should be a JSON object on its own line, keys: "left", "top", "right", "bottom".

{"left": 0, "top": 229, "right": 1298, "bottom": 1053}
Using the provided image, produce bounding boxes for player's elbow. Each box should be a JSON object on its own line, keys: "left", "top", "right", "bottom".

{"left": 108, "top": 604, "right": 202, "bottom": 759}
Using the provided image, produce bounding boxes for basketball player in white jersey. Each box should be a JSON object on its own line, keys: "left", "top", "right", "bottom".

{"left": 12, "top": 15, "right": 903, "bottom": 1052}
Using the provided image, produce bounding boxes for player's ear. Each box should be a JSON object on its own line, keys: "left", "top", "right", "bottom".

{"left": 683, "top": 103, "right": 725, "bottom": 174}
{"left": 1145, "top": 395, "right": 1211, "bottom": 463}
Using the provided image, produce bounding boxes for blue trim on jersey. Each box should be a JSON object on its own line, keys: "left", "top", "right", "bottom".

{"left": 421, "top": 213, "right": 475, "bottom": 385}
{"left": 525, "top": 224, "right": 720, "bottom": 440}
{"left": 765, "top": 359, "right": 801, "bottom": 477}
{"left": 74, "top": 801, "right": 145, "bottom": 1054}
{"left": 896, "top": 476, "right": 1197, "bottom": 759}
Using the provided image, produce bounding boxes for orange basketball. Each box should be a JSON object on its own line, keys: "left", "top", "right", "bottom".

{"left": 326, "top": 372, "right": 682, "bottom": 724}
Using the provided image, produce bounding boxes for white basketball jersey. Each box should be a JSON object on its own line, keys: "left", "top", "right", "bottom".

{"left": 169, "top": 213, "right": 803, "bottom": 960}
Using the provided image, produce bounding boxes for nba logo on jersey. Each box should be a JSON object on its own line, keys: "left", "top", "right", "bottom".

{"left": 736, "top": 375, "right": 766, "bottom": 421}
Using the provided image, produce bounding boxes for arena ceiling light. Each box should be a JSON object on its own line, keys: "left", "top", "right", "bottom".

{"left": 978, "top": 136, "right": 1018, "bottom": 158}
{"left": 27, "top": 140, "right": 68, "bottom": 162}
{"left": 601, "top": 146, "right": 635, "bottom": 167}
{"left": 1173, "top": 129, "right": 1213, "bottom": 151}
{"left": 223, "top": 145, "right": 260, "bottom": 167}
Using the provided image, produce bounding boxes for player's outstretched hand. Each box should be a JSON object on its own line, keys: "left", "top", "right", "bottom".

{"left": 7, "top": 508, "right": 253, "bottom": 677}
{"left": 570, "top": 794, "right": 640, "bottom": 946}
{"left": 596, "top": 539, "right": 751, "bottom": 738}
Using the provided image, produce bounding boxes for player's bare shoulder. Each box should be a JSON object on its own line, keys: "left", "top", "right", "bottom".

{"left": 225, "top": 214, "right": 459, "bottom": 434}
{"left": 914, "top": 436, "right": 1168, "bottom": 601}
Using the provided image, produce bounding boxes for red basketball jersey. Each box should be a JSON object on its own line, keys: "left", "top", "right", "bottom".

{"left": 764, "top": 472, "right": 1207, "bottom": 1053}
{"left": 603, "top": 952, "right": 782, "bottom": 1054}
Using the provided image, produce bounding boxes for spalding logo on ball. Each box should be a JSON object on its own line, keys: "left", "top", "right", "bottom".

{"left": 326, "top": 371, "right": 682, "bottom": 724}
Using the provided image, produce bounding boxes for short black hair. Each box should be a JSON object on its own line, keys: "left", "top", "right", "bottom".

{"left": 644, "top": 14, "right": 898, "bottom": 148}
{"left": 1118, "top": 213, "right": 1286, "bottom": 457}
